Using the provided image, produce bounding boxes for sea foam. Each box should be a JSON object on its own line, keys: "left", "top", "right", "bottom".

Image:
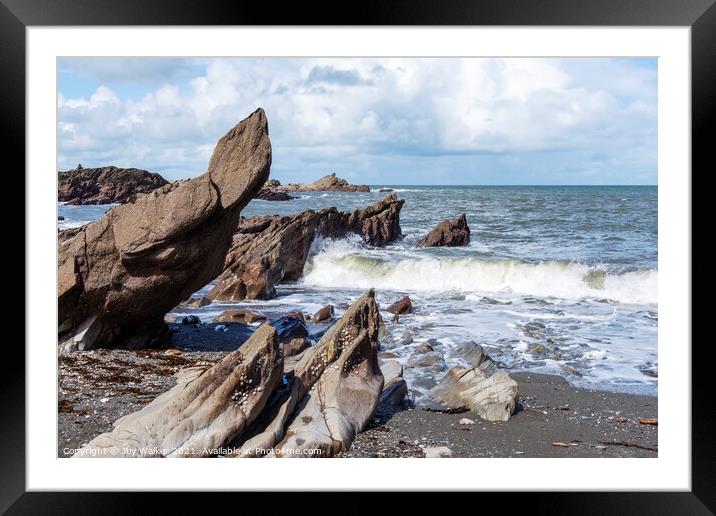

{"left": 301, "top": 238, "right": 657, "bottom": 305}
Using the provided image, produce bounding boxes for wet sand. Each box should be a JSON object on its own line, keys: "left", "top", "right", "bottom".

{"left": 341, "top": 372, "right": 658, "bottom": 458}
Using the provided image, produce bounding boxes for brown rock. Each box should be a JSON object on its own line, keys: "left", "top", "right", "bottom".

{"left": 58, "top": 165, "right": 169, "bottom": 205}
{"left": 312, "top": 304, "right": 334, "bottom": 323}
{"left": 417, "top": 214, "right": 470, "bottom": 247}
{"left": 282, "top": 337, "right": 310, "bottom": 357}
{"left": 212, "top": 309, "right": 267, "bottom": 324}
{"left": 207, "top": 194, "right": 403, "bottom": 301}
{"left": 58, "top": 108, "right": 272, "bottom": 350}
{"left": 386, "top": 296, "right": 412, "bottom": 315}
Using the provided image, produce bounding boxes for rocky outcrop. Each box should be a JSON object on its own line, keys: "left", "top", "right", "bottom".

{"left": 75, "top": 290, "right": 383, "bottom": 458}
{"left": 312, "top": 304, "right": 334, "bottom": 323}
{"left": 74, "top": 323, "right": 282, "bottom": 457}
{"left": 58, "top": 166, "right": 169, "bottom": 205}
{"left": 206, "top": 194, "right": 403, "bottom": 302}
{"left": 58, "top": 109, "right": 272, "bottom": 351}
{"left": 417, "top": 214, "right": 470, "bottom": 247}
{"left": 236, "top": 289, "right": 383, "bottom": 458}
{"left": 429, "top": 345, "right": 518, "bottom": 422}
{"left": 278, "top": 173, "right": 370, "bottom": 192}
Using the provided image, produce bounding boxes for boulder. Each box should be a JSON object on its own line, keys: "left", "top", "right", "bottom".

{"left": 212, "top": 309, "right": 267, "bottom": 324}
{"left": 378, "top": 188, "right": 394, "bottom": 192}
{"left": 417, "top": 214, "right": 470, "bottom": 248}
{"left": 235, "top": 289, "right": 383, "bottom": 458}
{"left": 58, "top": 166, "right": 169, "bottom": 205}
{"left": 386, "top": 296, "right": 412, "bottom": 315}
{"left": 74, "top": 323, "right": 282, "bottom": 457}
{"left": 312, "top": 304, "right": 334, "bottom": 323}
{"left": 429, "top": 351, "right": 519, "bottom": 422}
{"left": 379, "top": 359, "right": 407, "bottom": 406}
{"left": 406, "top": 342, "right": 445, "bottom": 370}
{"left": 278, "top": 172, "right": 370, "bottom": 192}
{"left": 57, "top": 108, "right": 272, "bottom": 350}
{"left": 207, "top": 194, "right": 403, "bottom": 301}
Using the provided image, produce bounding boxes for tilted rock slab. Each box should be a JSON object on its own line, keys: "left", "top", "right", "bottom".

{"left": 235, "top": 289, "right": 383, "bottom": 458}
{"left": 417, "top": 213, "right": 470, "bottom": 247}
{"left": 74, "top": 323, "right": 282, "bottom": 457}
{"left": 58, "top": 109, "right": 271, "bottom": 350}
{"left": 207, "top": 194, "right": 404, "bottom": 301}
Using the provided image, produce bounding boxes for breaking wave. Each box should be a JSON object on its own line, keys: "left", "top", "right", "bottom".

{"left": 301, "top": 238, "right": 657, "bottom": 305}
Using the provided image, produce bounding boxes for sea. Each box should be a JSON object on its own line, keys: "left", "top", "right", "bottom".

{"left": 59, "top": 185, "right": 658, "bottom": 404}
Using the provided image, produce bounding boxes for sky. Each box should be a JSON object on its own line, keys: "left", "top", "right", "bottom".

{"left": 57, "top": 57, "right": 657, "bottom": 185}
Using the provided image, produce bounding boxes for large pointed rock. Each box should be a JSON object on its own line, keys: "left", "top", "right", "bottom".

{"left": 74, "top": 323, "right": 282, "bottom": 457}
{"left": 58, "top": 109, "right": 272, "bottom": 350}
{"left": 207, "top": 194, "right": 403, "bottom": 301}
{"left": 235, "top": 289, "right": 383, "bottom": 457}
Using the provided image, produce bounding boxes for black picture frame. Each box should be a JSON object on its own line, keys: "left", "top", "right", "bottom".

{"left": 6, "top": 0, "right": 712, "bottom": 512}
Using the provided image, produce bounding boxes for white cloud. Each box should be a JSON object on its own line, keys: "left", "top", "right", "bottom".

{"left": 57, "top": 57, "right": 657, "bottom": 183}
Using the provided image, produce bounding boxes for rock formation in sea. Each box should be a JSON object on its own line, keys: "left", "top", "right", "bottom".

{"left": 386, "top": 296, "right": 413, "bottom": 315}
{"left": 58, "top": 165, "right": 169, "bottom": 205}
{"left": 429, "top": 343, "right": 519, "bottom": 422}
{"left": 75, "top": 289, "right": 384, "bottom": 458}
{"left": 276, "top": 172, "right": 370, "bottom": 192}
{"left": 255, "top": 187, "right": 295, "bottom": 201}
{"left": 206, "top": 193, "right": 404, "bottom": 302}
{"left": 58, "top": 108, "right": 272, "bottom": 351}
{"left": 417, "top": 214, "right": 470, "bottom": 247}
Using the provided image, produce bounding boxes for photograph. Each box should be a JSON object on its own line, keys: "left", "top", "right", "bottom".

{"left": 56, "top": 56, "right": 660, "bottom": 459}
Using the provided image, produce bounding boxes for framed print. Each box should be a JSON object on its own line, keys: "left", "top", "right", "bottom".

{"left": 7, "top": 0, "right": 713, "bottom": 511}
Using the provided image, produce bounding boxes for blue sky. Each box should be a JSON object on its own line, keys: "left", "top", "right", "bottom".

{"left": 58, "top": 57, "right": 657, "bottom": 185}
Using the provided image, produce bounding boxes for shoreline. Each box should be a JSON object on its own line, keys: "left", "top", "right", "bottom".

{"left": 58, "top": 347, "right": 657, "bottom": 458}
